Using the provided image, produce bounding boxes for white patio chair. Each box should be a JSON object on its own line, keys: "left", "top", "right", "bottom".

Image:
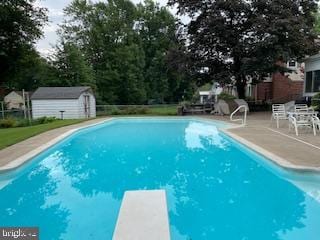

{"left": 312, "top": 116, "right": 320, "bottom": 136}
{"left": 294, "top": 104, "right": 308, "bottom": 112}
{"left": 271, "top": 104, "right": 287, "bottom": 128}
{"left": 289, "top": 115, "right": 312, "bottom": 136}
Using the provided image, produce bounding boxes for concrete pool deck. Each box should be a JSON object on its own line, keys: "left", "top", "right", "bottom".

{"left": 0, "top": 118, "right": 110, "bottom": 171}
{"left": 0, "top": 113, "right": 319, "bottom": 172}
{"left": 202, "top": 112, "right": 320, "bottom": 171}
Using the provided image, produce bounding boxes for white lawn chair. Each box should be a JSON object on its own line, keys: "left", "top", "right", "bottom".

{"left": 312, "top": 116, "right": 320, "bottom": 136}
{"left": 289, "top": 115, "right": 312, "bottom": 136}
{"left": 294, "top": 104, "right": 308, "bottom": 112}
{"left": 271, "top": 104, "right": 287, "bottom": 128}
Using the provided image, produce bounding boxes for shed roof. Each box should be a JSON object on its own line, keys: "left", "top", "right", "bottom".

{"left": 5, "top": 91, "right": 33, "bottom": 97}
{"left": 31, "top": 87, "right": 92, "bottom": 100}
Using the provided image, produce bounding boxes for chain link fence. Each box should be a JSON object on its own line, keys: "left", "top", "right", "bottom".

{"left": 0, "top": 109, "right": 30, "bottom": 119}
{"left": 96, "top": 104, "right": 178, "bottom": 116}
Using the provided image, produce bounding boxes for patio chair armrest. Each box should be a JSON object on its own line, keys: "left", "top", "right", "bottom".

{"left": 312, "top": 116, "right": 320, "bottom": 123}
{"left": 289, "top": 115, "right": 297, "bottom": 124}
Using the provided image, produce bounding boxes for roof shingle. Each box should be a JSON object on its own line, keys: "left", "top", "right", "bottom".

{"left": 31, "top": 87, "right": 92, "bottom": 100}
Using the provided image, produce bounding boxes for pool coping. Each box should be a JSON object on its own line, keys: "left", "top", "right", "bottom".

{"left": 220, "top": 126, "right": 320, "bottom": 173}
{"left": 0, "top": 116, "right": 319, "bottom": 173}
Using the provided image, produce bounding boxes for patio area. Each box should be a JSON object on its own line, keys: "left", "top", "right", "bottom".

{"left": 204, "top": 112, "right": 320, "bottom": 170}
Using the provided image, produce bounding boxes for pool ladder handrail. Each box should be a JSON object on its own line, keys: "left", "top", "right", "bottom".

{"left": 230, "top": 105, "right": 248, "bottom": 126}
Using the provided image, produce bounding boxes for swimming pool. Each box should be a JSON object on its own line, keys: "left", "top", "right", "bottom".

{"left": 0, "top": 118, "right": 320, "bottom": 239}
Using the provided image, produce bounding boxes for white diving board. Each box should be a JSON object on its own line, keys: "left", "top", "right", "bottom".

{"left": 112, "top": 190, "right": 171, "bottom": 240}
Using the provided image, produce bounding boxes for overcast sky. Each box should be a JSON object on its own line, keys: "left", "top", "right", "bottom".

{"left": 35, "top": 0, "right": 176, "bottom": 55}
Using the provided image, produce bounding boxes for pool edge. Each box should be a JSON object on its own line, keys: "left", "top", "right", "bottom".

{"left": 1, "top": 116, "right": 319, "bottom": 174}
{"left": 220, "top": 127, "right": 320, "bottom": 173}
{"left": 0, "top": 118, "right": 113, "bottom": 173}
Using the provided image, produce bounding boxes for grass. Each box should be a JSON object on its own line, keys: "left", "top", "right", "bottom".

{"left": 0, "top": 119, "right": 86, "bottom": 150}
{"left": 146, "top": 106, "right": 178, "bottom": 115}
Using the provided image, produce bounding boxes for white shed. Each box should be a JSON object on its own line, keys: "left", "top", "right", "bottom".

{"left": 31, "top": 87, "right": 96, "bottom": 119}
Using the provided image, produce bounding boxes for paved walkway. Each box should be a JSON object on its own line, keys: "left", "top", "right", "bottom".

{"left": 203, "top": 112, "right": 320, "bottom": 171}
{"left": 0, "top": 118, "right": 109, "bottom": 171}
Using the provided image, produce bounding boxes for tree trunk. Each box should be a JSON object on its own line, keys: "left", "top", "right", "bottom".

{"left": 236, "top": 78, "right": 246, "bottom": 99}
{"left": 233, "top": 57, "right": 246, "bottom": 99}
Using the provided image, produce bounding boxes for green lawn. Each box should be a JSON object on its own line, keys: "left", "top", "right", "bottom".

{"left": 0, "top": 119, "right": 85, "bottom": 150}
{"left": 146, "top": 105, "right": 178, "bottom": 115}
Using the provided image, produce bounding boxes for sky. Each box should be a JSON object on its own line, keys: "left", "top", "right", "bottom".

{"left": 35, "top": 0, "right": 175, "bottom": 55}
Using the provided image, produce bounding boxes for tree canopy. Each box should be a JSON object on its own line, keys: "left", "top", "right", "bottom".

{"left": 54, "top": 0, "right": 193, "bottom": 104}
{"left": 0, "top": 0, "right": 193, "bottom": 104}
{"left": 0, "top": 0, "right": 48, "bottom": 86}
{"left": 2, "top": 0, "right": 319, "bottom": 102}
{"left": 169, "top": 0, "right": 320, "bottom": 98}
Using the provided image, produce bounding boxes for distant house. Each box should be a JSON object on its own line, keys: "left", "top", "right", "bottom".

{"left": 4, "top": 91, "right": 31, "bottom": 110}
{"left": 245, "top": 60, "right": 305, "bottom": 103}
{"left": 304, "top": 54, "right": 320, "bottom": 97}
{"left": 31, "top": 86, "right": 96, "bottom": 119}
{"left": 198, "top": 83, "right": 213, "bottom": 103}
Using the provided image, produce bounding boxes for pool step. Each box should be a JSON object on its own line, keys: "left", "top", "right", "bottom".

{"left": 112, "top": 190, "right": 171, "bottom": 240}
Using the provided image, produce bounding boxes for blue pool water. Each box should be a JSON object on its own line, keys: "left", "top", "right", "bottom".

{"left": 0, "top": 118, "right": 320, "bottom": 239}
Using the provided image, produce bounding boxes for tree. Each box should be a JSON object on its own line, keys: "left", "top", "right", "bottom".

{"left": 169, "top": 0, "right": 319, "bottom": 99}
{"left": 314, "top": 8, "right": 320, "bottom": 34}
{"left": 5, "top": 48, "right": 57, "bottom": 90}
{"left": 52, "top": 42, "right": 95, "bottom": 89}
{"left": 0, "top": 0, "right": 47, "bottom": 86}
{"left": 58, "top": 0, "right": 146, "bottom": 104}
{"left": 137, "top": 0, "right": 177, "bottom": 103}
{"left": 56, "top": 0, "right": 193, "bottom": 104}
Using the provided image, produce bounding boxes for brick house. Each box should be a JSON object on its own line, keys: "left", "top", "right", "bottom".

{"left": 247, "top": 60, "right": 305, "bottom": 103}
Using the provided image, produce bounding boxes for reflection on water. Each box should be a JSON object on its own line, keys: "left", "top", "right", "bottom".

{"left": 40, "top": 152, "right": 120, "bottom": 239}
{"left": 0, "top": 119, "right": 319, "bottom": 240}
{"left": 185, "top": 122, "right": 229, "bottom": 150}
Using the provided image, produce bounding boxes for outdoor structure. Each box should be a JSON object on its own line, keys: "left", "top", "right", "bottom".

{"left": 4, "top": 91, "right": 31, "bottom": 110}
{"left": 245, "top": 60, "right": 305, "bottom": 103}
{"left": 199, "top": 91, "right": 211, "bottom": 104}
{"left": 198, "top": 83, "right": 223, "bottom": 104}
{"left": 31, "top": 86, "right": 96, "bottom": 119}
{"left": 304, "top": 54, "right": 320, "bottom": 97}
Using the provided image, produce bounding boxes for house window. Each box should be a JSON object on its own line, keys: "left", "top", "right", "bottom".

{"left": 305, "top": 71, "right": 313, "bottom": 93}
{"left": 314, "top": 70, "right": 320, "bottom": 92}
{"left": 305, "top": 70, "right": 320, "bottom": 93}
{"left": 288, "top": 60, "right": 297, "bottom": 68}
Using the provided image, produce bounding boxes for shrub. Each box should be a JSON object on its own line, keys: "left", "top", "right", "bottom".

{"left": 44, "top": 117, "right": 56, "bottom": 123}
{"left": 179, "top": 101, "right": 191, "bottom": 107}
{"left": 14, "top": 119, "right": 30, "bottom": 127}
{"left": 109, "top": 106, "right": 121, "bottom": 115}
{"left": 34, "top": 116, "right": 56, "bottom": 125}
{"left": 311, "top": 93, "right": 320, "bottom": 111}
{"left": 111, "top": 109, "right": 121, "bottom": 115}
{"left": 135, "top": 106, "right": 148, "bottom": 114}
{"left": 218, "top": 92, "right": 236, "bottom": 100}
{"left": 0, "top": 119, "right": 17, "bottom": 128}
{"left": 245, "top": 96, "right": 255, "bottom": 102}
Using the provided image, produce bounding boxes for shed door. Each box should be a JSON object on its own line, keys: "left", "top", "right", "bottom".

{"left": 84, "top": 95, "right": 90, "bottom": 118}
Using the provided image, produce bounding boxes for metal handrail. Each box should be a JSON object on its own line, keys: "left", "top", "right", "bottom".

{"left": 230, "top": 105, "right": 248, "bottom": 126}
